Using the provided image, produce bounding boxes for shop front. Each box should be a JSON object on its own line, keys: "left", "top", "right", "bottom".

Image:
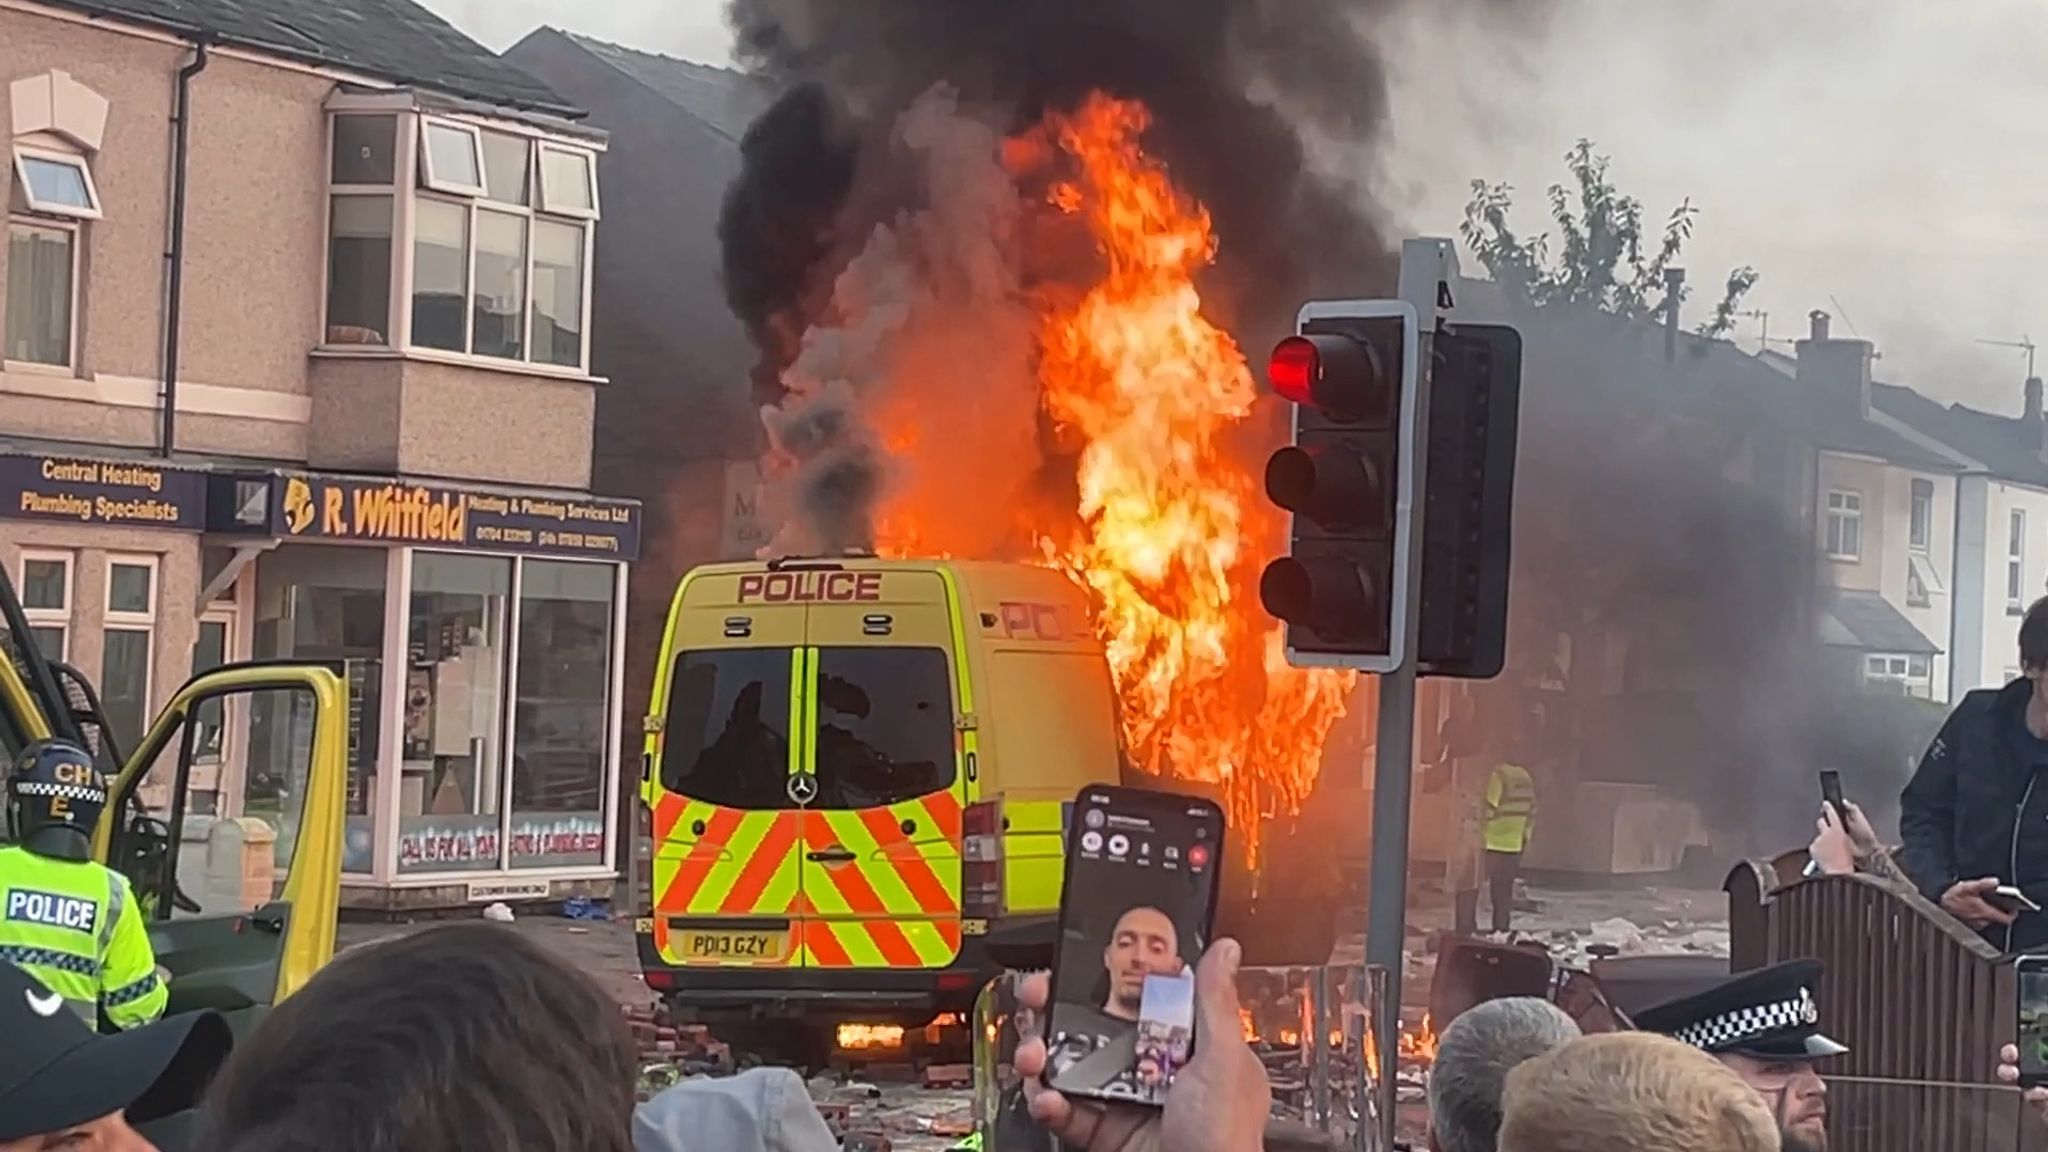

{"left": 223, "top": 470, "right": 641, "bottom": 910}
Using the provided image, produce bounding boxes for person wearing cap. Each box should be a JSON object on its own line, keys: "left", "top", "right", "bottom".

{"left": 0, "top": 741, "right": 166, "bottom": 1030}
{"left": 0, "top": 961, "right": 230, "bottom": 1151}
{"left": 1630, "top": 959, "right": 1843, "bottom": 1152}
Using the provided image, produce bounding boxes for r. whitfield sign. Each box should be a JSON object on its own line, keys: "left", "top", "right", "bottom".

{"left": 276, "top": 473, "right": 640, "bottom": 561}
{"left": 0, "top": 453, "right": 207, "bottom": 530}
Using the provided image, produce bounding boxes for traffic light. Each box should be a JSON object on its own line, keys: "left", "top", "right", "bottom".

{"left": 1414, "top": 322, "right": 1522, "bottom": 679}
{"left": 1258, "top": 300, "right": 1419, "bottom": 672}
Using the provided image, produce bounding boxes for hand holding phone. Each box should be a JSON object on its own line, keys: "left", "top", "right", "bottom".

{"left": 2016, "top": 956, "right": 2048, "bottom": 1088}
{"left": 1043, "top": 785, "right": 1224, "bottom": 1108}
{"left": 1819, "top": 769, "right": 1845, "bottom": 818}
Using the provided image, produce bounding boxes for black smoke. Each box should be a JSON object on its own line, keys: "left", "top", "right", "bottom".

{"left": 716, "top": 0, "right": 1427, "bottom": 399}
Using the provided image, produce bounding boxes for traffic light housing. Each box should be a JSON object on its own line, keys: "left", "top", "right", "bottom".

{"left": 1414, "top": 322, "right": 1522, "bottom": 679}
{"left": 1258, "top": 301, "right": 1418, "bottom": 672}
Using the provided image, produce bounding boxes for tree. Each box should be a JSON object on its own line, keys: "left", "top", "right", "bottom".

{"left": 1460, "top": 140, "right": 1758, "bottom": 340}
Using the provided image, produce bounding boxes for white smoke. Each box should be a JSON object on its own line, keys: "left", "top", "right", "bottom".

{"left": 757, "top": 85, "right": 1046, "bottom": 558}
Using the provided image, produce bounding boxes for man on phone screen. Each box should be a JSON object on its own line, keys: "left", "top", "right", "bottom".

{"left": 1900, "top": 595, "right": 2048, "bottom": 950}
{"left": 1047, "top": 904, "right": 1185, "bottom": 1102}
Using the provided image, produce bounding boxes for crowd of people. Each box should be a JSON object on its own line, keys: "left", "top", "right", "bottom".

{"left": 22, "top": 597, "right": 2048, "bottom": 1149}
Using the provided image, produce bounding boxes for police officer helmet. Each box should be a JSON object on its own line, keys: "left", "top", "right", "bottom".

{"left": 7, "top": 739, "right": 108, "bottom": 843}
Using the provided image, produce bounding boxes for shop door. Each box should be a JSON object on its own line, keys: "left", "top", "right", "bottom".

{"left": 103, "top": 662, "right": 347, "bottom": 1036}
{"left": 647, "top": 602, "right": 807, "bottom": 969}
{"left": 797, "top": 596, "right": 965, "bottom": 971}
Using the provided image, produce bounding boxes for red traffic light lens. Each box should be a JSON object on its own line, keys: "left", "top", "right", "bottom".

{"left": 1269, "top": 337, "right": 1318, "bottom": 406}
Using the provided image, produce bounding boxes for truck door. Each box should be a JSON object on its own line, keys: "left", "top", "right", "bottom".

{"left": 98, "top": 662, "right": 347, "bottom": 1035}
{"left": 799, "top": 580, "right": 965, "bottom": 970}
{"left": 646, "top": 589, "right": 806, "bottom": 969}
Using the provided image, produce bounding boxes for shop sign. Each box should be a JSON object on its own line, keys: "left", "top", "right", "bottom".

{"left": 273, "top": 473, "right": 641, "bottom": 561}
{"left": 395, "top": 812, "right": 607, "bottom": 874}
{"left": 465, "top": 878, "right": 551, "bottom": 902}
{"left": 0, "top": 452, "right": 208, "bottom": 530}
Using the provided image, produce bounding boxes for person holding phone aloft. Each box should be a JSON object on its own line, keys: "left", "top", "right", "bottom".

{"left": 1900, "top": 596, "right": 2048, "bottom": 950}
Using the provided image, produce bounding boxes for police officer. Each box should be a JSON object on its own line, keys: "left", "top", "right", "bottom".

{"left": 1632, "top": 959, "right": 1844, "bottom": 1152}
{"left": 1478, "top": 733, "right": 1538, "bottom": 936}
{"left": 0, "top": 740, "right": 166, "bottom": 1030}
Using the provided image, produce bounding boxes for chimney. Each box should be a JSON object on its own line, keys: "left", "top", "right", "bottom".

{"left": 1663, "top": 267, "right": 1685, "bottom": 362}
{"left": 2027, "top": 376, "right": 2045, "bottom": 457}
{"left": 1794, "top": 309, "right": 1873, "bottom": 421}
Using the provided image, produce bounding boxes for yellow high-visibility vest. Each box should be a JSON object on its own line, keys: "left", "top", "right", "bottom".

{"left": 1482, "top": 762, "right": 1536, "bottom": 853}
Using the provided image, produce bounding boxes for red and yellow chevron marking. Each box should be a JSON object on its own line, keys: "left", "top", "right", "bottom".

{"left": 648, "top": 800, "right": 804, "bottom": 966}
{"left": 797, "top": 792, "right": 965, "bottom": 969}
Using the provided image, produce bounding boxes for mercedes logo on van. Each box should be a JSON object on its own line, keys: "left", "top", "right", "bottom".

{"left": 787, "top": 774, "right": 818, "bottom": 804}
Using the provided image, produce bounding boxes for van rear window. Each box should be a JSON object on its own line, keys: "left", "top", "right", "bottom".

{"left": 659, "top": 645, "right": 957, "bottom": 811}
{"left": 660, "top": 647, "right": 796, "bottom": 809}
{"left": 813, "top": 647, "right": 956, "bottom": 809}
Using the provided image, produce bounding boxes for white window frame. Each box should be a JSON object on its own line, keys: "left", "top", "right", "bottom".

{"left": 11, "top": 144, "right": 101, "bottom": 220}
{"left": 1825, "top": 490, "right": 1862, "bottom": 561}
{"left": 2012, "top": 509, "right": 2029, "bottom": 612}
{"left": 535, "top": 142, "right": 601, "bottom": 220}
{"left": 318, "top": 107, "right": 598, "bottom": 375}
{"left": 5, "top": 215, "right": 83, "bottom": 371}
{"left": 418, "top": 117, "right": 487, "bottom": 198}
{"left": 18, "top": 549, "right": 73, "bottom": 661}
{"left": 190, "top": 608, "right": 236, "bottom": 767}
{"left": 1908, "top": 477, "right": 1934, "bottom": 554}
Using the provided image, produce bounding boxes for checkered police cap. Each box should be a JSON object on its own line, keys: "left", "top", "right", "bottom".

{"left": 1669, "top": 986, "right": 1818, "bottom": 1050}
{"left": 11, "top": 777, "right": 107, "bottom": 808}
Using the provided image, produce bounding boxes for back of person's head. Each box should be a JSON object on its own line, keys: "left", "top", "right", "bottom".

{"left": 201, "top": 922, "right": 637, "bottom": 1152}
{"left": 2024, "top": 595, "right": 2048, "bottom": 671}
{"left": 1498, "top": 1032, "right": 1778, "bottom": 1152}
{"left": 1428, "top": 997, "right": 1581, "bottom": 1152}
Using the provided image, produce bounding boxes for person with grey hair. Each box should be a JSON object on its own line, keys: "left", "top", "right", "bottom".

{"left": 1426, "top": 996, "right": 1581, "bottom": 1152}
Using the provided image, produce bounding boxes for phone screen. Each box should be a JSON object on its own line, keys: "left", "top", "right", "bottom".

{"left": 1044, "top": 786, "right": 1224, "bottom": 1107}
{"left": 2020, "top": 957, "right": 2048, "bottom": 1086}
{"left": 1819, "top": 770, "right": 1845, "bottom": 815}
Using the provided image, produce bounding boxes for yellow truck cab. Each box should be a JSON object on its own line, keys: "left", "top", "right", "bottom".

{"left": 638, "top": 556, "right": 1124, "bottom": 1036}
{"left": 0, "top": 567, "right": 347, "bottom": 1033}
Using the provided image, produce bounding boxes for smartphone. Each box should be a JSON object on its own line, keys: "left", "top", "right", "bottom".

{"left": 1991, "top": 886, "right": 2044, "bottom": 915}
{"left": 1819, "top": 769, "right": 1845, "bottom": 817}
{"left": 1043, "top": 785, "right": 1225, "bottom": 1107}
{"left": 2018, "top": 955, "right": 2048, "bottom": 1087}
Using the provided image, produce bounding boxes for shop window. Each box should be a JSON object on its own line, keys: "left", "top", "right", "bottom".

{"left": 509, "top": 559, "right": 614, "bottom": 869}
{"left": 660, "top": 647, "right": 795, "bottom": 809}
{"left": 398, "top": 552, "right": 512, "bottom": 874}
{"left": 319, "top": 106, "right": 597, "bottom": 372}
{"left": 191, "top": 614, "right": 231, "bottom": 763}
{"left": 254, "top": 544, "right": 387, "bottom": 871}
{"left": 5, "top": 218, "right": 78, "bottom": 367}
{"left": 813, "top": 647, "right": 955, "bottom": 809}
{"left": 18, "top": 550, "right": 71, "bottom": 661}
{"left": 100, "top": 556, "right": 156, "bottom": 754}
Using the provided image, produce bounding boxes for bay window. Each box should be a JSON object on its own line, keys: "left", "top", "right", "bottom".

{"left": 321, "top": 107, "right": 598, "bottom": 373}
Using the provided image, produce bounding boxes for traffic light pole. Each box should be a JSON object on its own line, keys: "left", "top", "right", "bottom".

{"left": 1365, "top": 238, "right": 1457, "bottom": 1150}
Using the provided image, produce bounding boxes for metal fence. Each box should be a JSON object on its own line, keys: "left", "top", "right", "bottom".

{"left": 1726, "top": 863, "right": 2047, "bottom": 1152}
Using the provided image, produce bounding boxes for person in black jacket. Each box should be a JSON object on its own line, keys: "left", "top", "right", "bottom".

{"left": 1899, "top": 596, "right": 2048, "bottom": 951}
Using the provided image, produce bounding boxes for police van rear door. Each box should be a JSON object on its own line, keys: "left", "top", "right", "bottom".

{"left": 97, "top": 661, "right": 347, "bottom": 1034}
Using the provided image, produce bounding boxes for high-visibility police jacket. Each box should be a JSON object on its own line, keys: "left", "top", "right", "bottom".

{"left": 1482, "top": 762, "right": 1537, "bottom": 854}
{"left": 0, "top": 845, "right": 167, "bottom": 1029}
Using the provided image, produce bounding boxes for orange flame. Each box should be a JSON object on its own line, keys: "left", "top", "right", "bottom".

{"left": 871, "top": 92, "right": 1355, "bottom": 842}
{"left": 836, "top": 1023, "right": 906, "bottom": 1050}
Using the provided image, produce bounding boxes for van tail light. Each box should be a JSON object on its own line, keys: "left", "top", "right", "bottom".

{"left": 644, "top": 968, "right": 675, "bottom": 991}
{"left": 963, "top": 800, "right": 1004, "bottom": 919}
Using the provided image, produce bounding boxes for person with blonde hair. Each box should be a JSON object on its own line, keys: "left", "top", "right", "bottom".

{"left": 1498, "top": 1032, "right": 1779, "bottom": 1152}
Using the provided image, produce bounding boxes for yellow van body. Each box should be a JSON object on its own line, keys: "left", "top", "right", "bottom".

{"left": 638, "top": 557, "right": 1123, "bottom": 1018}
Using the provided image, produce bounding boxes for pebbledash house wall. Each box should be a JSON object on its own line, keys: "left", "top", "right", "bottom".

{"left": 0, "top": 1, "right": 637, "bottom": 911}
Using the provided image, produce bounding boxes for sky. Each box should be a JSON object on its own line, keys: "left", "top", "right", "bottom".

{"left": 425, "top": 0, "right": 2048, "bottom": 415}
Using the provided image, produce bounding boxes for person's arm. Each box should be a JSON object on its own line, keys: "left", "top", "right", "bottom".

{"left": 1899, "top": 712, "right": 1964, "bottom": 902}
{"left": 1482, "top": 770, "right": 1503, "bottom": 823}
{"left": 101, "top": 873, "right": 168, "bottom": 1029}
